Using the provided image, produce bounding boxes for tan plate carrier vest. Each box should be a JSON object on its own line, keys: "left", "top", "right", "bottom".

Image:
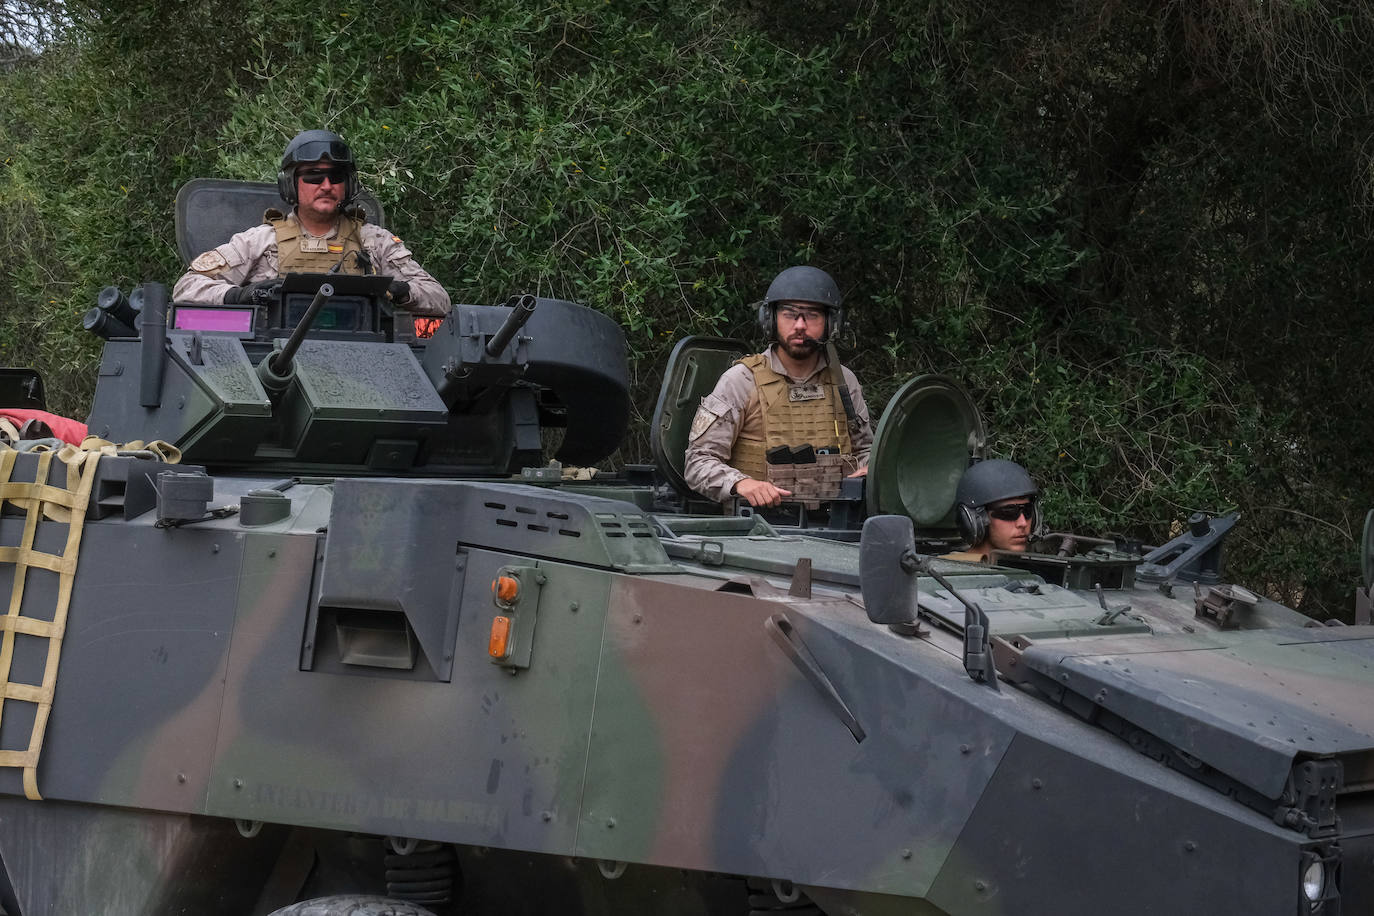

{"left": 266, "top": 208, "right": 369, "bottom": 274}
{"left": 728, "top": 354, "right": 853, "bottom": 488}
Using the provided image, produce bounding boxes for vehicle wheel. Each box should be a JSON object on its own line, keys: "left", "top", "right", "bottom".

{"left": 745, "top": 877, "right": 824, "bottom": 915}
{"left": 266, "top": 895, "right": 440, "bottom": 916}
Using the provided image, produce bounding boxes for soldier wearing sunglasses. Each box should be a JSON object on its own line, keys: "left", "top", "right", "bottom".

{"left": 174, "top": 129, "right": 451, "bottom": 317}
{"left": 954, "top": 459, "right": 1041, "bottom": 561}
{"left": 684, "top": 266, "right": 872, "bottom": 508}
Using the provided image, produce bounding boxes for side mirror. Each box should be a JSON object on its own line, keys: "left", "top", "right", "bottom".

{"left": 859, "top": 515, "right": 920, "bottom": 625}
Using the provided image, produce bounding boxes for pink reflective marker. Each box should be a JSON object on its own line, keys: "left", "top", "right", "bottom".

{"left": 173, "top": 308, "right": 253, "bottom": 332}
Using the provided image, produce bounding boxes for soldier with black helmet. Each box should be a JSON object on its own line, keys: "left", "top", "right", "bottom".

{"left": 173, "top": 129, "right": 451, "bottom": 317}
{"left": 953, "top": 459, "right": 1041, "bottom": 561}
{"left": 684, "top": 265, "right": 872, "bottom": 507}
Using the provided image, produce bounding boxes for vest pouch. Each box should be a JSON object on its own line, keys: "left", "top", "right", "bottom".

{"left": 767, "top": 453, "right": 850, "bottom": 507}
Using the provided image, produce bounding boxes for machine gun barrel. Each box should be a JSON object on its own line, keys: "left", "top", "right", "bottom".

{"left": 485, "top": 295, "right": 537, "bottom": 356}
{"left": 270, "top": 283, "right": 334, "bottom": 376}
{"left": 257, "top": 283, "right": 333, "bottom": 399}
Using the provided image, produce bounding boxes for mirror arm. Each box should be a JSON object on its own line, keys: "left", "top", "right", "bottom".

{"left": 917, "top": 560, "right": 1001, "bottom": 692}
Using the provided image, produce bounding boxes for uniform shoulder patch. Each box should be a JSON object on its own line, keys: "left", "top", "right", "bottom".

{"left": 189, "top": 250, "right": 229, "bottom": 273}
{"left": 689, "top": 406, "right": 722, "bottom": 441}
{"left": 688, "top": 393, "right": 734, "bottom": 441}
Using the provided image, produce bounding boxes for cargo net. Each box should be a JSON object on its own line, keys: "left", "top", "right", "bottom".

{"left": 0, "top": 437, "right": 178, "bottom": 799}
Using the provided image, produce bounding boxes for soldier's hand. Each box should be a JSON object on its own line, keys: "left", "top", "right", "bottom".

{"left": 734, "top": 478, "right": 791, "bottom": 508}
{"left": 223, "top": 279, "right": 280, "bottom": 305}
{"left": 847, "top": 465, "right": 868, "bottom": 478}
{"left": 387, "top": 280, "right": 412, "bottom": 304}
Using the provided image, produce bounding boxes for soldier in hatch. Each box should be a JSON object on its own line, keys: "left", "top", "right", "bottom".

{"left": 684, "top": 266, "right": 872, "bottom": 508}
{"left": 173, "top": 129, "right": 451, "bottom": 317}
{"left": 953, "top": 459, "right": 1041, "bottom": 561}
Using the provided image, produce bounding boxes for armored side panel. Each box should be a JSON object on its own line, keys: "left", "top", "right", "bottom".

{"left": 1018, "top": 627, "right": 1374, "bottom": 803}
{"left": 275, "top": 339, "right": 448, "bottom": 465}
{"left": 86, "top": 336, "right": 272, "bottom": 458}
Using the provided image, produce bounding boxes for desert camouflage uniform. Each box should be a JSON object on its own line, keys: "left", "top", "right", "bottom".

{"left": 684, "top": 346, "right": 872, "bottom": 503}
{"left": 173, "top": 210, "right": 451, "bottom": 317}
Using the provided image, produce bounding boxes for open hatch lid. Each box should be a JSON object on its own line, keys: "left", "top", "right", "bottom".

{"left": 866, "top": 374, "right": 985, "bottom": 539}
{"left": 650, "top": 335, "right": 750, "bottom": 496}
{"left": 174, "top": 179, "right": 386, "bottom": 267}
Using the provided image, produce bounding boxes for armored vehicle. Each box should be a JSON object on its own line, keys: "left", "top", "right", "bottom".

{"left": 0, "top": 182, "right": 1369, "bottom": 916}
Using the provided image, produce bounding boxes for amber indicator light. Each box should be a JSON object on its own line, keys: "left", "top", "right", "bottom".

{"left": 489, "top": 615, "right": 512, "bottom": 658}
{"left": 492, "top": 575, "right": 520, "bottom": 605}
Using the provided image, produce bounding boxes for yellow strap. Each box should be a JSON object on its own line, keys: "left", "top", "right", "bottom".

{"left": 0, "top": 436, "right": 178, "bottom": 798}
{"left": 0, "top": 445, "right": 101, "bottom": 799}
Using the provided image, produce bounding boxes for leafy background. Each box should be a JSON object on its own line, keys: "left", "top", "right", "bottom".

{"left": 2, "top": 0, "right": 1372, "bottom": 618}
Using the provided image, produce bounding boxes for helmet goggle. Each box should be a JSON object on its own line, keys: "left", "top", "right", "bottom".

{"left": 289, "top": 138, "right": 354, "bottom": 166}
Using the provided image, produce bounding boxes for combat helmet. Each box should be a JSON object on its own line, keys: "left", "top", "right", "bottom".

{"left": 276, "top": 129, "right": 360, "bottom": 207}
{"left": 756, "top": 266, "right": 845, "bottom": 342}
{"left": 955, "top": 459, "right": 1040, "bottom": 545}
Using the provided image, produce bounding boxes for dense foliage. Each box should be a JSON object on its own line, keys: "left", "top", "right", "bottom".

{"left": 2, "top": 0, "right": 1371, "bottom": 617}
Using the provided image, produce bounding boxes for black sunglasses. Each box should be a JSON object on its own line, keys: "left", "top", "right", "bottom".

{"left": 988, "top": 502, "right": 1034, "bottom": 522}
{"left": 297, "top": 167, "right": 350, "bottom": 185}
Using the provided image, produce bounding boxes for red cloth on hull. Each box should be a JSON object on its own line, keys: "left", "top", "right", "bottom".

{"left": 0, "top": 409, "right": 89, "bottom": 446}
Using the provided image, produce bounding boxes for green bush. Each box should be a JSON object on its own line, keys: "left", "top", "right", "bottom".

{"left": 1, "top": 0, "right": 1370, "bottom": 618}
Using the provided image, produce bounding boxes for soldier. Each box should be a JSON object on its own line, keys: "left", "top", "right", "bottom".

{"left": 684, "top": 266, "right": 872, "bottom": 508}
{"left": 173, "top": 129, "right": 451, "bottom": 317}
{"left": 954, "top": 459, "right": 1040, "bottom": 560}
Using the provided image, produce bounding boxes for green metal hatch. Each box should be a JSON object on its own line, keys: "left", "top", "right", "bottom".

{"left": 866, "top": 373, "right": 985, "bottom": 537}
{"left": 650, "top": 335, "right": 749, "bottom": 496}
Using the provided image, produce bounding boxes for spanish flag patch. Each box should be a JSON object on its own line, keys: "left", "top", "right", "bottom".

{"left": 328, "top": 244, "right": 343, "bottom": 253}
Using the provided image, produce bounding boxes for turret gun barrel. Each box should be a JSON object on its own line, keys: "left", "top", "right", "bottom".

{"left": 272, "top": 283, "right": 334, "bottom": 375}
{"left": 257, "top": 282, "right": 334, "bottom": 398}
{"left": 485, "top": 294, "right": 537, "bottom": 356}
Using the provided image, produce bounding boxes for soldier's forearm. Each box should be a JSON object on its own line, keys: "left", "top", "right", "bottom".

{"left": 172, "top": 272, "right": 233, "bottom": 305}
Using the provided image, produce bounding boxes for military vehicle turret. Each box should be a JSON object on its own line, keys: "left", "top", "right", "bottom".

{"left": 0, "top": 180, "right": 1369, "bottom": 916}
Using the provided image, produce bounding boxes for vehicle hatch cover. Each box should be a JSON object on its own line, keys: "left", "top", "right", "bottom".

{"left": 866, "top": 374, "right": 985, "bottom": 536}
{"left": 650, "top": 335, "right": 749, "bottom": 496}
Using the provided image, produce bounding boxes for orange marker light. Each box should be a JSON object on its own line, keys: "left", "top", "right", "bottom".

{"left": 489, "top": 615, "right": 512, "bottom": 659}
{"left": 492, "top": 575, "right": 520, "bottom": 605}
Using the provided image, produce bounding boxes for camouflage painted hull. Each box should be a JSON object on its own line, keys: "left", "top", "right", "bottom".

{"left": 0, "top": 467, "right": 1368, "bottom": 914}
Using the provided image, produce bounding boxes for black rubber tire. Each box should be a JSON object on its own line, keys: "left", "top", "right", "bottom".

{"left": 745, "top": 877, "right": 824, "bottom": 915}
{"left": 266, "top": 896, "right": 440, "bottom": 916}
